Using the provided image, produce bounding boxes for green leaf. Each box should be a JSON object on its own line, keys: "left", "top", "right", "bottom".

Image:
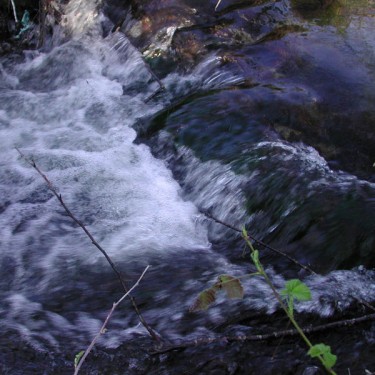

{"left": 322, "top": 351, "right": 337, "bottom": 369}
{"left": 308, "top": 343, "right": 337, "bottom": 368}
{"left": 281, "top": 279, "right": 311, "bottom": 301}
{"left": 74, "top": 351, "right": 85, "bottom": 369}
{"left": 217, "top": 275, "right": 244, "bottom": 299}
{"left": 189, "top": 287, "right": 218, "bottom": 312}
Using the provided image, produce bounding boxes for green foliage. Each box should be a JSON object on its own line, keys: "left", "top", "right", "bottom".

{"left": 281, "top": 279, "right": 311, "bottom": 301}
{"left": 74, "top": 351, "right": 84, "bottom": 369}
{"left": 190, "top": 274, "right": 243, "bottom": 312}
{"left": 281, "top": 279, "right": 311, "bottom": 317}
{"left": 192, "top": 225, "right": 338, "bottom": 374}
{"left": 308, "top": 344, "right": 337, "bottom": 369}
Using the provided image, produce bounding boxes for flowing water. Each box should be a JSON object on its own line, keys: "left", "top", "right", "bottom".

{"left": 0, "top": 0, "right": 375, "bottom": 373}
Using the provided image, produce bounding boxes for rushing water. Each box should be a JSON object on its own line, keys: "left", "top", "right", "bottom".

{"left": 0, "top": 0, "right": 375, "bottom": 373}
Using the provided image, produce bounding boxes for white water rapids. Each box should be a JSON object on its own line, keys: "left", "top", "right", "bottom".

{"left": 0, "top": 3, "right": 214, "bottom": 348}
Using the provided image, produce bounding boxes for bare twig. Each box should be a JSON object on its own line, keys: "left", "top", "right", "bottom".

{"left": 16, "top": 148, "right": 161, "bottom": 342}
{"left": 10, "top": 0, "right": 18, "bottom": 24}
{"left": 74, "top": 265, "right": 150, "bottom": 375}
{"left": 145, "top": 86, "right": 165, "bottom": 103}
{"left": 38, "top": 0, "right": 46, "bottom": 48}
{"left": 152, "top": 313, "right": 375, "bottom": 354}
{"left": 203, "top": 211, "right": 316, "bottom": 275}
{"left": 143, "top": 61, "right": 165, "bottom": 103}
{"left": 354, "top": 297, "right": 375, "bottom": 313}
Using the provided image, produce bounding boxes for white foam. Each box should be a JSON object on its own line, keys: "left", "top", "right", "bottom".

{"left": 0, "top": 34, "right": 210, "bottom": 280}
{"left": 173, "top": 145, "right": 249, "bottom": 240}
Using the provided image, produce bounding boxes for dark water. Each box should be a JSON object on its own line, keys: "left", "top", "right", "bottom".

{"left": 0, "top": 0, "right": 375, "bottom": 373}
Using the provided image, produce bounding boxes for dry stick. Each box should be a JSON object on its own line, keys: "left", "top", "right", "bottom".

{"left": 10, "top": 0, "right": 18, "bottom": 23}
{"left": 354, "top": 297, "right": 375, "bottom": 313}
{"left": 203, "top": 211, "right": 316, "bottom": 275}
{"left": 145, "top": 86, "right": 165, "bottom": 103}
{"left": 143, "top": 59, "right": 165, "bottom": 92}
{"left": 152, "top": 312, "right": 375, "bottom": 355}
{"left": 38, "top": 0, "right": 46, "bottom": 48}
{"left": 16, "top": 148, "right": 161, "bottom": 343}
{"left": 74, "top": 265, "right": 150, "bottom": 375}
{"left": 143, "top": 60, "right": 166, "bottom": 103}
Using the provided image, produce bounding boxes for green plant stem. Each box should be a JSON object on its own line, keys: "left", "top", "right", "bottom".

{"left": 242, "top": 232, "right": 337, "bottom": 375}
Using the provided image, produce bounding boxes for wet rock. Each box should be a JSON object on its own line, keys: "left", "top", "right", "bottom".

{"left": 103, "top": 0, "right": 298, "bottom": 74}
{"left": 291, "top": 0, "right": 335, "bottom": 11}
{"left": 302, "top": 366, "right": 323, "bottom": 375}
{"left": 0, "top": 13, "right": 10, "bottom": 41}
{"left": 0, "top": 41, "right": 12, "bottom": 55}
{"left": 118, "top": 0, "right": 212, "bottom": 73}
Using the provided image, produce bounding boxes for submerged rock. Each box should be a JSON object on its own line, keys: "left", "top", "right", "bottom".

{"left": 110, "top": 0, "right": 375, "bottom": 180}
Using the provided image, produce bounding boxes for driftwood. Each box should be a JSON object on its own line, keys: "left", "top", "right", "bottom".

{"left": 16, "top": 148, "right": 161, "bottom": 343}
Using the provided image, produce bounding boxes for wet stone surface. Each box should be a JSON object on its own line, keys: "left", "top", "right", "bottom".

{"left": 114, "top": 0, "right": 375, "bottom": 180}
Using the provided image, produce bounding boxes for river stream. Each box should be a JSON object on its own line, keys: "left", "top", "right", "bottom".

{"left": 0, "top": 0, "right": 375, "bottom": 373}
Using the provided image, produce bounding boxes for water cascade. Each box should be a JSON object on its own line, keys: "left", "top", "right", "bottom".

{"left": 1, "top": 0, "right": 375, "bottom": 373}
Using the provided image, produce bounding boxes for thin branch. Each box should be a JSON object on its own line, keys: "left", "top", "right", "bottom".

{"left": 203, "top": 211, "right": 316, "bottom": 275}
{"left": 145, "top": 86, "right": 165, "bottom": 103}
{"left": 74, "top": 265, "right": 150, "bottom": 375}
{"left": 10, "top": 0, "right": 18, "bottom": 24}
{"left": 354, "top": 297, "right": 375, "bottom": 313}
{"left": 16, "top": 148, "right": 161, "bottom": 343}
{"left": 152, "top": 313, "right": 375, "bottom": 354}
{"left": 143, "top": 61, "right": 165, "bottom": 103}
{"left": 38, "top": 0, "right": 46, "bottom": 49}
